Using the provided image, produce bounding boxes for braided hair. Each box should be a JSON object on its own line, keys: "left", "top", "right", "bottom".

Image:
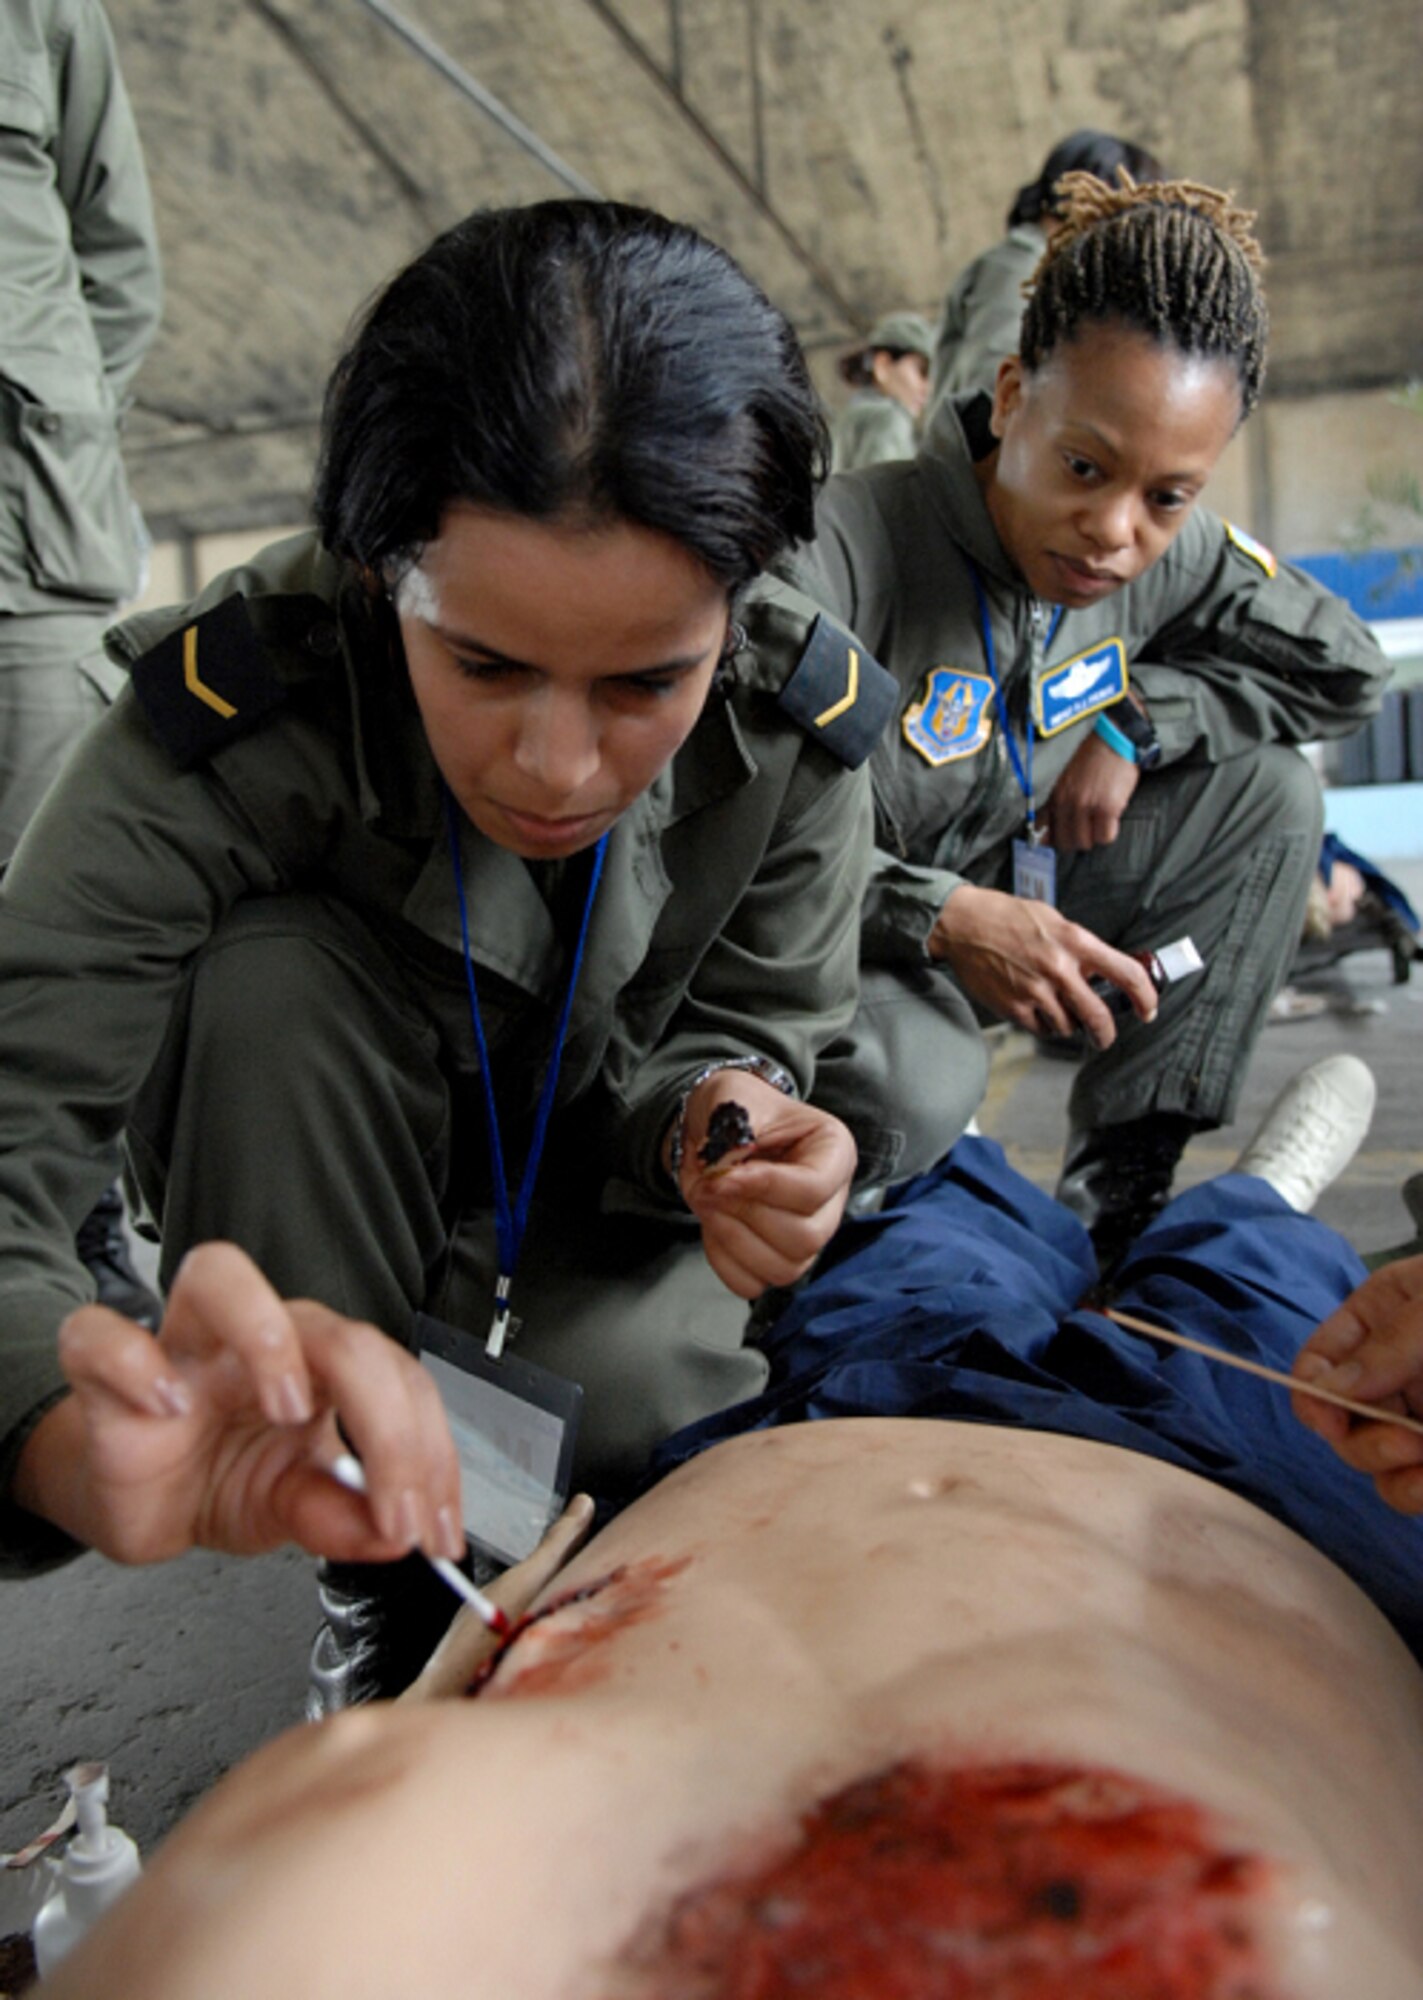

{"left": 1019, "top": 173, "right": 1269, "bottom": 417}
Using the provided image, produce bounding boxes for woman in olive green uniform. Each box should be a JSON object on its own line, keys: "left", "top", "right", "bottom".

{"left": 792, "top": 175, "right": 1389, "bottom": 1268}
{"left": 0, "top": 203, "right": 891, "bottom": 1703}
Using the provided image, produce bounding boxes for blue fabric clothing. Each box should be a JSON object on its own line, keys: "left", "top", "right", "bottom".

{"left": 652, "top": 1138, "right": 1423, "bottom": 1660}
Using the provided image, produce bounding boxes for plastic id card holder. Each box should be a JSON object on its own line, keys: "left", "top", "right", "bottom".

{"left": 1012, "top": 837, "right": 1057, "bottom": 906}
{"left": 415, "top": 1312, "right": 582, "bottom": 1570}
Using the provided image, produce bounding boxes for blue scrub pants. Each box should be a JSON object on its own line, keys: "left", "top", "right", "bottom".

{"left": 652, "top": 1138, "right": 1423, "bottom": 1660}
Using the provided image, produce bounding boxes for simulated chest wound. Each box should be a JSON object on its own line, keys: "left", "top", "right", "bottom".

{"left": 605, "top": 1759, "right": 1283, "bottom": 1998}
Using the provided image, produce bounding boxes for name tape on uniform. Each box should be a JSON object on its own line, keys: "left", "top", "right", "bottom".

{"left": 1035, "top": 637, "right": 1128, "bottom": 737}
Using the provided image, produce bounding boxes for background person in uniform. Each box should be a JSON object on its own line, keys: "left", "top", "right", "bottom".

{"left": 789, "top": 174, "right": 1389, "bottom": 1268}
{"left": 39, "top": 1073, "right": 1423, "bottom": 1999}
{"left": 0, "top": 200, "right": 884, "bottom": 1707}
{"left": 829, "top": 310, "right": 933, "bottom": 472}
{"left": 928, "top": 129, "right": 1164, "bottom": 411}
{"left": 0, "top": 0, "right": 164, "bottom": 1323}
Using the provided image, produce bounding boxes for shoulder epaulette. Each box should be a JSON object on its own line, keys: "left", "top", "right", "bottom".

{"left": 775, "top": 613, "right": 898, "bottom": 769}
{"left": 129, "top": 594, "right": 290, "bottom": 769}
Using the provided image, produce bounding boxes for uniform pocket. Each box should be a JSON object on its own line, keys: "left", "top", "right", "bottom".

{"left": 0, "top": 47, "right": 50, "bottom": 143}
{"left": 13, "top": 395, "right": 136, "bottom": 601}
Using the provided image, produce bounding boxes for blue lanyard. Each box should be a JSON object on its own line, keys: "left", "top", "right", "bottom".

{"left": 966, "top": 565, "right": 1063, "bottom": 830}
{"left": 442, "top": 784, "right": 609, "bottom": 1355}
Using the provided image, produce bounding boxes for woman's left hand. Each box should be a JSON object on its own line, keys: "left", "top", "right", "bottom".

{"left": 1044, "top": 730, "right": 1141, "bottom": 851}
{"left": 671, "top": 1070, "right": 857, "bottom": 1299}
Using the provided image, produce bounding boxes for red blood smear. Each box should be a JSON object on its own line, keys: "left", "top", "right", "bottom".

{"left": 468, "top": 1556, "right": 693, "bottom": 1699}
{"left": 619, "top": 1761, "right": 1281, "bottom": 1998}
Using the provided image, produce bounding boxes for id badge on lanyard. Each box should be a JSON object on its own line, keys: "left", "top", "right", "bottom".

{"left": 969, "top": 570, "right": 1063, "bottom": 908}
{"left": 1012, "top": 831, "right": 1057, "bottom": 904}
{"left": 417, "top": 1312, "right": 582, "bottom": 1569}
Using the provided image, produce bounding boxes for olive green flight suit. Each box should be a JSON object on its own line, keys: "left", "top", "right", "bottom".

{"left": 786, "top": 395, "right": 1390, "bottom": 1177}
{"left": 0, "top": 0, "right": 162, "bottom": 861}
{"left": 0, "top": 533, "right": 881, "bottom": 1570}
{"left": 928, "top": 224, "right": 1043, "bottom": 412}
{"left": 830, "top": 389, "right": 918, "bottom": 475}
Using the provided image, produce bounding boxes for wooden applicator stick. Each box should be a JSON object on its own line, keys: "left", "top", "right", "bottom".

{"left": 1105, "top": 1307, "right": 1423, "bottom": 1439}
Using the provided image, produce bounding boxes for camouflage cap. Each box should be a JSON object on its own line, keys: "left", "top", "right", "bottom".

{"left": 862, "top": 311, "right": 933, "bottom": 358}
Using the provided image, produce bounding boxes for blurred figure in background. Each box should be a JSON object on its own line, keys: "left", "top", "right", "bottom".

{"left": 830, "top": 310, "right": 933, "bottom": 472}
{"left": 929, "top": 128, "right": 1164, "bottom": 409}
{"left": 0, "top": 0, "right": 163, "bottom": 1321}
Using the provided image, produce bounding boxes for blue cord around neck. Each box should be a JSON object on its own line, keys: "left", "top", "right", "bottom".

{"left": 442, "top": 782, "right": 609, "bottom": 1283}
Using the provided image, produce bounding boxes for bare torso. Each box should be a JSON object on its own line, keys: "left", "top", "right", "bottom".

{"left": 53, "top": 1420, "right": 1423, "bottom": 1998}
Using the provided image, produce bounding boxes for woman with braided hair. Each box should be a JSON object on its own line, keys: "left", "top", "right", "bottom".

{"left": 791, "top": 173, "right": 1389, "bottom": 1273}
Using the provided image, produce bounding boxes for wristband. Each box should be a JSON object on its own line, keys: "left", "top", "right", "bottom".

{"left": 1096, "top": 698, "right": 1162, "bottom": 771}
{"left": 1093, "top": 712, "right": 1138, "bottom": 764}
{"left": 665, "top": 1057, "right": 797, "bottom": 1182}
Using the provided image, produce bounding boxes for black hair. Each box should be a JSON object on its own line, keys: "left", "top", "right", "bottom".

{"left": 313, "top": 200, "right": 827, "bottom": 593}
{"left": 1007, "top": 130, "right": 1166, "bottom": 229}
{"left": 1018, "top": 173, "right": 1269, "bottom": 418}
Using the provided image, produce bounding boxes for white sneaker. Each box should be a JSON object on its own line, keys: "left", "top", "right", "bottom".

{"left": 1232, "top": 1054, "right": 1376, "bottom": 1211}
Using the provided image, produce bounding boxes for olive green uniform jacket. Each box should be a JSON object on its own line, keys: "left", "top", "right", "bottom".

{"left": 0, "top": 0, "right": 162, "bottom": 861}
{"left": 0, "top": 532, "right": 875, "bottom": 1569}
{"left": 830, "top": 389, "right": 918, "bottom": 475}
{"left": 928, "top": 225, "right": 1042, "bottom": 410}
{"left": 0, "top": 0, "right": 161, "bottom": 615}
{"left": 791, "top": 394, "right": 1386, "bottom": 959}
{"left": 784, "top": 394, "right": 1389, "bottom": 1161}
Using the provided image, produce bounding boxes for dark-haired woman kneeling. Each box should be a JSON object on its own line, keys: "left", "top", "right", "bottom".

{"left": 0, "top": 202, "right": 885, "bottom": 1704}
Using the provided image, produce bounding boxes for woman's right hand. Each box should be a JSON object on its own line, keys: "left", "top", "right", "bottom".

{"left": 13, "top": 1242, "right": 465, "bottom": 1567}
{"left": 928, "top": 882, "right": 1159, "bottom": 1047}
{"left": 672, "top": 1069, "right": 857, "bottom": 1300}
{"left": 1291, "top": 1256, "right": 1423, "bottom": 1513}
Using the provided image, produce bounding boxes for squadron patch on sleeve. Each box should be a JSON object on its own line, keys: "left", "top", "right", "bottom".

{"left": 1224, "top": 521, "right": 1278, "bottom": 577}
{"left": 775, "top": 614, "right": 898, "bottom": 768}
{"left": 129, "top": 594, "right": 290, "bottom": 769}
{"left": 902, "top": 666, "right": 996, "bottom": 766}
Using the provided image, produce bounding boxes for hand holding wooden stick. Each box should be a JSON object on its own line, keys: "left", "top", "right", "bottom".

{"left": 1105, "top": 1306, "right": 1423, "bottom": 1440}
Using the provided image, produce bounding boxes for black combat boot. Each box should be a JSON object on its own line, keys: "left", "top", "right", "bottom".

{"left": 76, "top": 1184, "right": 162, "bottom": 1327}
{"left": 306, "top": 1546, "right": 488, "bottom": 1716}
{"left": 1056, "top": 1113, "right": 1198, "bottom": 1286}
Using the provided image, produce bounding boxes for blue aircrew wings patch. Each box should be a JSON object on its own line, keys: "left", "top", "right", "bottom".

{"left": 902, "top": 667, "right": 996, "bottom": 767}
{"left": 776, "top": 614, "right": 897, "bottom": 768}
{"left": 129, "top": 594, "right": 289, "bottom": 769}
{"left": 1036, "top": 638, "right": 1128, "bottom": 736}
{"left": 1225, "top": 520, "right": 1278, "bottom": 576}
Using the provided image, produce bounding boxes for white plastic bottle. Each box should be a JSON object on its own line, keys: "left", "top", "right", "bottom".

{"left": 32, "top": 1765, "right": 142, "bottom": 1977}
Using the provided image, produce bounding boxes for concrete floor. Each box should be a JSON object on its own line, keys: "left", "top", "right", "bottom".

{"left": 3, "top": 865, "right": 1421, "bottom": 1883}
